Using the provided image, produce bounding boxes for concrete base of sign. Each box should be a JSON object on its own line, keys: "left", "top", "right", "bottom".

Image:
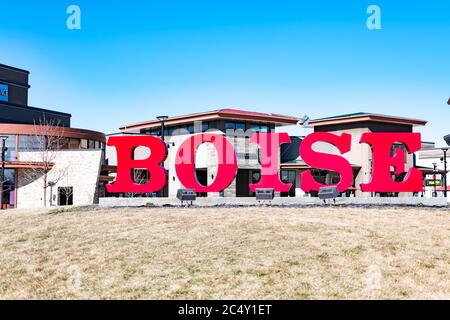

{"left": 99, "top": 196, "right": 448, "bottom": 208}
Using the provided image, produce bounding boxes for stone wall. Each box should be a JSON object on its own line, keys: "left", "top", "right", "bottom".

{"left": 99, "top": 196, "right": 448, "bottom": 208}
{"left": 17, "top": 150, "right": 102, "bottom": 208}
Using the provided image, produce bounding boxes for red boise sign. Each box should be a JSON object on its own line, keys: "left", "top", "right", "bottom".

{"left": 106, "top": 132, "right": 423, "bottom": 194}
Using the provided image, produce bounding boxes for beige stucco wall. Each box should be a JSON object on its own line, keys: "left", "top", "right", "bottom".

{"left": 17, "top": 150, "right": 103, "bottom": 208}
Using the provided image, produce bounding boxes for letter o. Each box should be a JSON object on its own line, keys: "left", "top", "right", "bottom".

{"left": 175, "top": 133, "right": 237, "bottom": 192}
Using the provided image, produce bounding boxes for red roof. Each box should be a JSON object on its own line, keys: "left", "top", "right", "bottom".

{"left": 309, "top": 112, "right": 427, "bottom": 127}
{"left": 120, "top": 109, "right": 300, "bottom": 132}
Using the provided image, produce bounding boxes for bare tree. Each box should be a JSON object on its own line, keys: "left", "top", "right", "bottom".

{"left": 125, "top": 169, "right": 149, "bottom": 198}
{"left": 57, "top": 166, "right": 74, "bottom": 206}
{"left": 21, "top": 118, "right": 67, "bottom": 207}
{"left": 59, "top": 186, "right": 74, "bottom": 206}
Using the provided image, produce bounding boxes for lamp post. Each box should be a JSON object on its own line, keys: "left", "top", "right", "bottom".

{"left": 432, "top": 162, "right": 438, "bottom": 197}
{"left": 156, "top": 116, "right": 169, "bottom": 142}
{"left": 156, "top": 116, "right": 169, "bottom": 198}
{"left": 0, "top": 136, "right": 8, "bottom": 210}
{"left": 441, "top": 148, "right": 448, "bottom": 198}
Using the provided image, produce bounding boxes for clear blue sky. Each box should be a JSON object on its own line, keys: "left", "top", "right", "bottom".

{"left": 1, "top": 1, "right": 449, "bottom": 144}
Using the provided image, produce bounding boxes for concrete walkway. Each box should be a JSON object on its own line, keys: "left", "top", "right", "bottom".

{"left": 99, "top": 196, "right": 448, "bottom": 208}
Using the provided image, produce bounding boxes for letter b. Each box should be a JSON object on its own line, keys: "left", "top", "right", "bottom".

{"left": 106, "top": 136, "right": 167, "bottom": 193}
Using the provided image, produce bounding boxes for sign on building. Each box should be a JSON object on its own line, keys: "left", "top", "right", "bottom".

{"left": 0, "top": 84, "right": 8, "bottom": 102}
{"left": 425, "top": 174, "right": 442, "bottom": 187}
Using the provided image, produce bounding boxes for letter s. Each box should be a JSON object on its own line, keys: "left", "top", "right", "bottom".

{"left": 300, "top": 132, "right": 353, "bottom": 193}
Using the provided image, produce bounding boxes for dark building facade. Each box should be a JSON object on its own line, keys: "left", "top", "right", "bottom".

{"left": 0, "top": 64, "right": 71, "bottom": 126}
{"left": 0, "top": 63, "right": 105, "bottom": 209}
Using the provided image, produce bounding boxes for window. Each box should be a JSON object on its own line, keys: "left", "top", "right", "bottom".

{"left": 236, "top": 123, "right": 246, "bottom": 131}
{"left": 252, "top": 171, "right": 261, "bottom": 183}
{"left": 207, "top": 121, "right": 218, "bottom": 131}
{"left": 89, "top": 140, "right": 95, "bottom": 149}
{"left": 390, "top": 143, "right": 407, "bottom": 162}
{"left": 80, "top": 139, "right": 88, "bottom": 149}
{"left": 142, "top": 128, "right": 160, "bottom": 136}
{"left": 69, "top": 138, "right": 81, "bottom": 149}
{"left": 58, "top": 187, "right": 73, "bottom": 206}
{"left": 280, "top": 170, "right": 296, "bottom": 197}
{"left": 19, "top": 135, "right": 44, "bottom": 152}
{"left": 226, "top": 122, "right": 246, "bottom": 131}
{"left": 2, "top": 169, "right": 15, "bottom": 208}
{"left": 250, "top": 124, "right": 269, "bottom": 133}
{"left": 167, "top": 126, "right": 176, "bottom": 136}
{"left": 281, "top": 170, "right": 296, "bottom": 183}
{"left": 3, "top": 135, "right": 17, "bottom": 160}
{"left": 202, "top": 122, "right": 209, "bottom": 132}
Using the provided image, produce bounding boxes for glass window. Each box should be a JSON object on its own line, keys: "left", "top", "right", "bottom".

{"left": 80, "top": 139, "right": 88, "bottom": 149}
{"left": 168, "top": 126, "right": 176, "bottom": 136}
{"left": 202, "top": 122, "right": 209, "bottom": 132}
{"left": 19, "top": 135, "right": 44, "bottom": 152}
{"left": 236, "top": 122, "right": 246, "bottom": 131}
{"left": 59, "top": 138, "right": 70, "bottom": 149}
{"left": 208, "top": 121, "right": 218, "bottom": 130}
{"left": 89, "top": 140, "right": 95, "bottom": 149}
{"left": 250, "top": 124, "right": 269, "bottom": 132}
{"left": 2, "top": 135, "right": 17, "bottom": 161}
{"left": 143, "top": 128, "right": 159, "bottom": 136}
{"left": 2, "top": 169, "right": 16, "bottom": 208}
{"left": 226, "top": 122, "right": 246, "bottom": 131}
{"left": 175, "top": 126, "right": 186, "bottom": 135}
{"left": 252, "top": 171, "right": 261, "bottom": 183}
{"left": 69, "top": 139, "right": 80, "bottom": 149}
{"left": 225, "top": 122, "right": 235, "bottom": 130}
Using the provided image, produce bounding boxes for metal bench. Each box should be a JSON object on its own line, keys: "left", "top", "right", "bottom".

{"left": 176, "top": 189, "right": 197, "bottom": 206}
{"left": 318, "top": 186, "right": 340, "bottom": 204}
{"left": 255, "top": 188, "right": 275, "bottom": 204}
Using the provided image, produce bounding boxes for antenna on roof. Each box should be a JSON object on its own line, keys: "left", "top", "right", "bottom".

{"left": 297, "top": 115, "right": 310, "bottom": 128}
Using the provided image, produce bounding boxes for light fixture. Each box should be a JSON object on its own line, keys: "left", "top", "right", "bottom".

{"left": 156, "top": 115, "right": 169, "bottom": 122}
{"left": 156, "top": 115, "right": 169, "bottom": 141}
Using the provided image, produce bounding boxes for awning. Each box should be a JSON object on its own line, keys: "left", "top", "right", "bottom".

{"left": 280, "top": 160, "right": 361, "bottom": 170}
{"left": 0, "top": 161, "right": 54, "bottom": 170}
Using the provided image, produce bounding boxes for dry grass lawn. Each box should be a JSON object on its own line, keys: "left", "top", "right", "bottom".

{"left": 0, "top": 206, "right": 448, "bottom": 299}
